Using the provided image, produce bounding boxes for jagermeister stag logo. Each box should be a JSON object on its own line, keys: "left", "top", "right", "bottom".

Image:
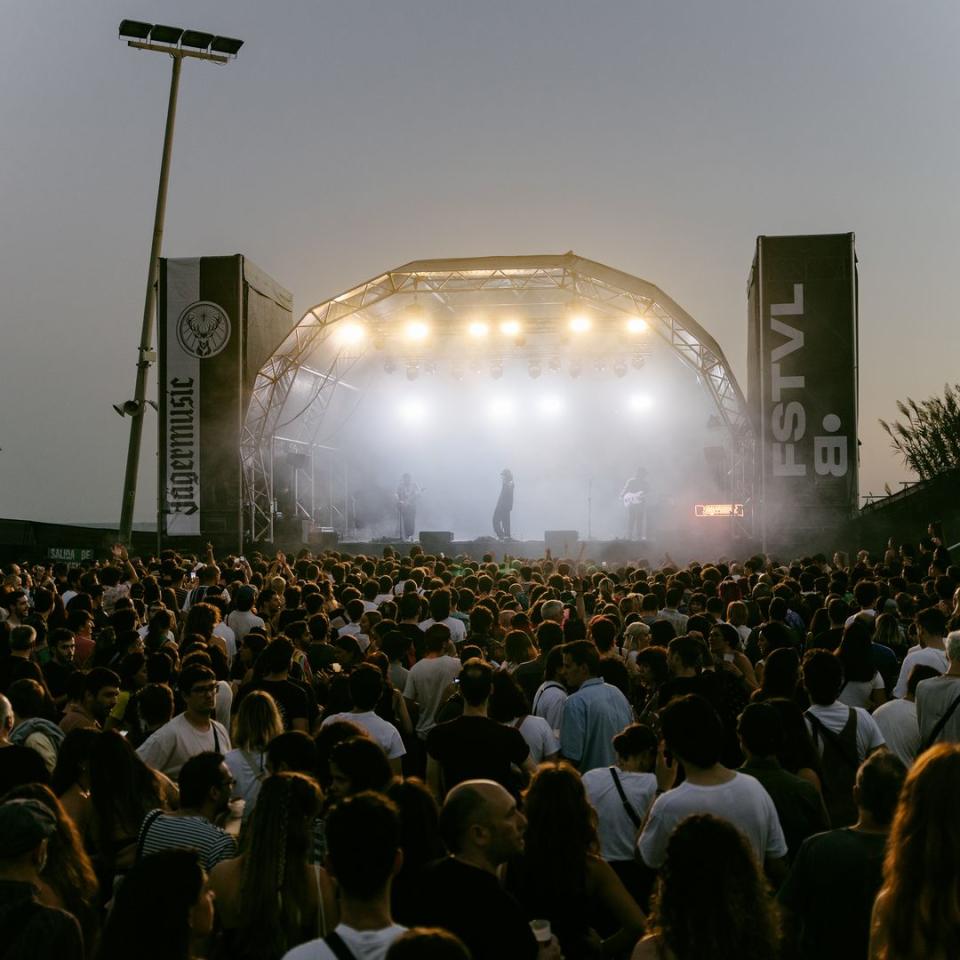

{"left": 176, "top": 300, "right": 231, "bottom": 358}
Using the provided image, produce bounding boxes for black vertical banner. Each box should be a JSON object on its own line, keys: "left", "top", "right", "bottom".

{"left": 749, "top": 234, "right": 859, "bottom": 547}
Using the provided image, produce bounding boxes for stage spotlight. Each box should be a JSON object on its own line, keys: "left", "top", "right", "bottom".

{"left": 335, "top": 321, "right": 365, "bottom": 346}
{"left": 628, "top": 393, "right": 654, "bottom": 413}
{"left": 528, "top": 360, "right": 542, "bottom": 379}
{"left": 568, "top": 312, "right": 592, "bottom": 334}
{"left": 499, "top": 319, "right": 522, "bottom": 338}
{"left": 488, "top": 396, "right": 514, "bottom": 419}
{"left": 569, "top": 361, "right": 582, "bottom": 379}
{"left": 490, "top": 362, "right": 504, "bottom": 380}
{"left": 631, "top": 355, "right": 646, "bottom": 370}
{"left": 398, "top": 399, "right": 427, "bottom": 424}
{"left": 423, "top": 361, "right": 437, "bottom": 376}
{"left": 537, "top": 394, "right": 564, "bottom": 416}
{"left": 468, "top": 320, "right": 489, "bottom": 338}
{"left": 405, "top": 319, "right": 429, "bottom": 342}
{"left": 613, "top": 360, "right": 628, "bottom": 378}
{"left": 406, "top": 363, "right": 419, "bottom": 381}
{"left": 627, "top": 316, "right": 648, "bottom": 334}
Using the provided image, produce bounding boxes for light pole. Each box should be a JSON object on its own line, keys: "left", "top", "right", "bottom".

{"left": 116, "top": 20, "right": 243, "bottom": 546}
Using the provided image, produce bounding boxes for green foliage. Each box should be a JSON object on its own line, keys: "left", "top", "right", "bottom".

{"left": 879, "top": 383, "right": 960, "bottom": 480}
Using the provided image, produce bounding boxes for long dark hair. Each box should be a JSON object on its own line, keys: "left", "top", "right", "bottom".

{"left": 236, "top": 772, "right": 323, "bottom": 960}
{"left": 838, "top": 619, "right": 876, "bottom": 684}
{"left": 96, "top": 850, "right": 205, "bottom": 960}
{"left": 650, "top": 814, "right": 780, "bottom": 959}
{"left": 50, "top": 727, "right": 100, "bottom": 796}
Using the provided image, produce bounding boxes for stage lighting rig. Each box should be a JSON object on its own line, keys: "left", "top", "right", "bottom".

{"left": 627, "top": 315, "right": 648, "bottom": 334}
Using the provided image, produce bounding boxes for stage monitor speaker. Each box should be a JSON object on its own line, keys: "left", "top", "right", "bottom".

{"left": 420, "top": 531, "right": 454, "bottom": 554}
{"left": 275, "top": 517, "right": 309, "bottom": 542}
{"left": 308, "top": 528, "right": 340, "bottom": 550}
{"left": 545, "top": 530, "right": 579, "bottom": 556}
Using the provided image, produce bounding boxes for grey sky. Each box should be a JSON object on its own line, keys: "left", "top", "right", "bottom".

{"left": 2, "top": 0, "right": 957, "bottom": 524}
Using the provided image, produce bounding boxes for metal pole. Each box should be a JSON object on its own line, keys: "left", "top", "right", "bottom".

{"left": 119, "top": 52, "right": 183, "bottom": 545}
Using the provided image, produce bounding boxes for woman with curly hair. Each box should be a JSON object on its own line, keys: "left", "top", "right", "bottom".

{"left": 505, "top": 761, "right": 645, "bottom": 958}
{"left": 208, "top": 771, "right": 337, "bottom": 960}
{"left": 632, "top": 814, "right": 780, "bottom": 960}
{"left": 870, "top": 742, "right": 960, "bottom": 959}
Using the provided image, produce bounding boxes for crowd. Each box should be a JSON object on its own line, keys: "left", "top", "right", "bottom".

{"left": 1, "top": 529, "right": 959, "bottom": 959}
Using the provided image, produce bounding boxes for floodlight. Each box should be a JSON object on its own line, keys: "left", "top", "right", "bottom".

{"left": 405, "top": 320, "right": 429, "bottom": 342}
{"left": 538, "top": 395, "right": 564, "bottom": 416}
{"left": 489, "top": 396, "right": 514, "bottom": 419}
{"left": 628, "top": 394, "right": 654, "bottom": 413}
{"left": 468, "top": 321, "right": 489, "bottom": 338}
{"left": 406, "top": 364, "right": 420, "bottom": 381}
{"left": 399, "top": 400, "right": 427, "bottom": 424}
{"left": 210, "top": 36, "right": 244, "bottom": 55}
{"left": 335, "top": 322, "right": 366, "bottom": 346}
{"left": 181, "top": 30, "right": 214, "bottom": 50}
{"left": 119, "top": 20, "right": 152, "bottom": 39}
{"left": 627, "top": 316, "right": 648, "bottom": 334}
{"left": 499, "top": 319, "right": 521, "bottom": 338}
{"left": 150, "top": 24, "right": 184, "bottom": 44}
{"left": 631, "top": 356, "right": 646, "bottom": 370}
{"left": 568, "top": 313, "right": 592, "bottom": 334}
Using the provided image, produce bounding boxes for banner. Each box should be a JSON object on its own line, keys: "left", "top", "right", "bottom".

{"left": 747, "top": 234, "right": 859, "bottom": 547}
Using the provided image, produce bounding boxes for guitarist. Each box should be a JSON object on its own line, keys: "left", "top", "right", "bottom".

{"left": 620, "top": 466, "right": 648, "bottom": 540}
{"left": 396, "top": 473, "right": 422, "bottom": 541}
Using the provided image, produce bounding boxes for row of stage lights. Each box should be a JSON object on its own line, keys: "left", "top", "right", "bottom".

{"left": 332, "top": 310, "right": 650, "bottom": 348}
{"left": 386, "top": 355, "right": 647, "bottom": 380}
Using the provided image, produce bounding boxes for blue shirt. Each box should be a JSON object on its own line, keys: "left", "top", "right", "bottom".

{"left": 560, "top": 677, "right": 634, "bottom": 772}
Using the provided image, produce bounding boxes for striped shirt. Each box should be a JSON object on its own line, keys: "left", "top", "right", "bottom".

{"left": 137, "top": 810, "right": 237, "bottom": 871}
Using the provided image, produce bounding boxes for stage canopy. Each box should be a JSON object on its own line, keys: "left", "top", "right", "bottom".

{"left": 241, "top": 253, "right": 753, "bottom": 544}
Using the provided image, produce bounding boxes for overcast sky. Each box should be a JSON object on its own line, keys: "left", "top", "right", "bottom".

{"left": 2, "top": 0, "right": 958, "bottom": 526}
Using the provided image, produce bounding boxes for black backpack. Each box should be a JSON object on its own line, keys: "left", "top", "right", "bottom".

{"left": 806, "top": 708, "right": 859, "bottom": 828}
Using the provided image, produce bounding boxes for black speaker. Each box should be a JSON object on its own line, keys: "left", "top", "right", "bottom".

{"left": 545, "top": 530, "right": 579, "bottom": 556}
{"left": 308, "top": 528, "right": 340, "bottom": 550}
{"left": 275, "top": 517, "right": 309, "bottom": 542}
{"left": 420, "top": 531, "right": 454, "bottom": 554}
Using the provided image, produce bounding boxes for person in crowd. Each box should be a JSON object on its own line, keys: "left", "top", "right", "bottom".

{"left": 837, "top": 620, "right": 887, "bottom": 710}
{"left": 410, "top": 779, "right": 540, "bottom": 960}
{"left": 209, "top": 772, "right": 337, "bottom": 960}
{"left": 42, "top": 628, "right": 77, "bottom": 707}
{"left": 780, "top": 749, "right": 906, "bottom": 960}
{"left": 506, "top": 762, "right": 647, "bottom": 957}
{"left": 514, "top": 618, "right": 564, "bottom": 705}
{"left": 872, "top": 664, "right": 940, "bottom": 767}
{"left": 638, "top": 694, "right": 788, "bottom": 881}
{"left": 226, "top": 585, "right": 266, "bottom": 644}
{"left": 488, "top": 670, "right": 560, "bottom": 764}
{"left": 560, "top": 640, "right": 634, "bottom": 773}
{"left": 869, "top": 742, "right": 960, "bottom": 959}
{"left": 530, "top": 645, "right": 568, "bottom": 737}
{"left": 708, "top": 622, "right": 758, "bottom": 691}
{"left": 581, "top": 723, "right": 658, "bottom": 899}
{"left": 426, "top": 658, "right": 532, "bottom": 799}
{"left": 136, "top": 751, "right": 239, "bottom": 870}
{"left": 7, "top": 679, "right": 63, "bottom": 774}
{"left": 321, "top": 663, "right": 406, "bottom": 773}
{"left": 59, "top": 667, "right": 121, "bottom": 734}
{"left": 418, "top": 590, "right": 467, "bottom": 648}
{"left": 385, "top": 927, "right": 471, "bottom": 960}
{"left": 327, "top": 736, "right": 394, "bottom": 801}
{"left": 656, "top": 588, "right": 688, "bottom": 636}
{"left": 632, "top": 814, "right": 781, "bottom": 960}
{"left": 403, "top": 625, "right": 461, "bottom": 744}
{"left": 137, "top": 664, "right": 232, "bottom": 778}
{"left": 752, "top": 647, "right": 803, "bottom": 704}
{"left": 96, "top": 849, "right": 214, "bottom": 960}
{"left": 0, "top": 797, "right": 84, "bottom": 960}
{"left": 224, "top": 689, "right": 284, "bottom": 819}
{"left": 892, "top": 607, "right": 948, "bottom": 698}
{"left": 915, "top": 629, "right": 960, "bottom": 747}
{"left": 737, "top": 702, "right": 828, "bottom": 860}
{"left": 0, "top": 625, "right": 45, "bottom": 693}
{"left": 0, "top": 692, "right": 49, "bottom": 793}
{"left": 282, "top": 791, "right": 407, "bottom": 960}
{"left": 802, "top": 649, "right": 885, "bottom": 826}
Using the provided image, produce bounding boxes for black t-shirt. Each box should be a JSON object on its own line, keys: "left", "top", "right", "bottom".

{"left": 0, "top": 744, "right": 50, "bottom": 794}
{"left": 42, "top": 661, "right": 73, "bottom": 701}
{"left": 778, "top": 827, "right": 887, "bottom": 960}
{"left": 245, "top": 678, "right": 309, "bottom": 730}
{"left": 410, "top": 857, "right": 537, "bottom": 960}
{"left": 396, "top": 622, "right": 427, "bottom": 661}
{"left": 0, "top": 656, "right": 44, "bottom": 696}
{"left": 426, "top": 715, "right": 529, "bottom": 794}
{"left": 598, "top": 658, "right": 631, "bottom": 699}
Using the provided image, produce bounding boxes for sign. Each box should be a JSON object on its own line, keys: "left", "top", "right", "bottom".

{"left": 695, "top": 504, "right": 745, "bottom": 518}
{"left": 47, "top": 547, "right": 94, "bottom": 562}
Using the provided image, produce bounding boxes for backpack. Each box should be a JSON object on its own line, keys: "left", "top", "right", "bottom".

{"left": 806, "top": 707, "right": 859, "bottom": 827}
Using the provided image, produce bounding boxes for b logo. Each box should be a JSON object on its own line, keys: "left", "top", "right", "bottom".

{"left": 176, "top": 301, "right": 231, "bottom": 358}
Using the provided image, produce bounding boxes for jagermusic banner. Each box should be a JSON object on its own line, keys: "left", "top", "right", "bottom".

{"left": 747, "top": 234, "right": 859, "bottom": 547}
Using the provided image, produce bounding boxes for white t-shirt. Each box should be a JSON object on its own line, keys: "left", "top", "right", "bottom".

{"left": 224, "top": 747, "right": 268, "bottom": 819}
{"left": 838, "top": 671, "right": 885, "bottom": 710}
{"left": 403, "top": 655, "right": 462, "bottom": 739}
{"left": 419, "top": 616, "right": 467, "bottom": 646}
{"left": 215, "top": 680, "right": 233, "bottom": 731}
{"left": 531, "top": 681, "right": 567, "bottom": 736}
{"left": 638, "top": 772, "right": 787, "bottom": 869}
{"left": 282, "top": 923, "right": 407, "bottom": 960}
{"left": 226, "top": 610, "right": 266, "bottom": 644}
{"left": 322, "top": 710, "right": 406, "bottom": 760}
{"left": 504, "top": 715, "right": 559, "bottom": 764}
{"left": 871, "top": 698, "right": 920, "bottom": 768}
{"left": 583, "top": 766, "right": 657, "bottom": 861}
{"left": 212, "top": 622, "right": 238, "bottom": 666}
{"left": 136, "top": 712, "right": 232, "bottom": 779}
{"left": 894, "top": 647, "right": 948, "bottom": 698}
{"left": 804, "top": 702, "right": 885, "bottom": 762}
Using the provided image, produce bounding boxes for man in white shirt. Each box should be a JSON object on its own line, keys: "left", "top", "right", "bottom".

{"left": 916, "top": 629, "right": 960, "bottom": 747}
{"left": 282, "top": 792, "right": 406, "bottom": 960}
{"left": 638, "top": 694, "right": 788, "bottom": 881}
{"left": 137, "top": 664, "right": 232, "bottom": 779}
{"left": 403, "top": 625, "right": 461, "bottom": 741}
{"left": 893, "top": 607, "right": 949, "bottom": 698}
{"left": 419, "top": 588, "right": 467, "bottom": 647}
{"left": 873, "top": 663, "right": 940, "bottom": 767}
{"left": 322, "top": 664, "right": 406, "bottom": 773}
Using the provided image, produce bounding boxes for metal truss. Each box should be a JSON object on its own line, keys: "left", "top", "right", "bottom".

{"left": 242, "top": 253, "right": 756, "bottom": 542}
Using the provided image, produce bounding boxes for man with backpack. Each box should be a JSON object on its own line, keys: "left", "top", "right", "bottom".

{"left": 916, "top": 629, "right": 960, "bottom": 746}
{"left": 802, "top": 650, "right": 885, "bottom": 826}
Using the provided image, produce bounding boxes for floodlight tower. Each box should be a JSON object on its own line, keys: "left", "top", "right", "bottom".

{"left": 116, "top": 21, "right": 243, "bottom": 546}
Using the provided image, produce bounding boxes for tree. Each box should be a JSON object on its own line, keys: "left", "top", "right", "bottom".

{"left": 879, "top": 383, "right": 960, "bottom": 480}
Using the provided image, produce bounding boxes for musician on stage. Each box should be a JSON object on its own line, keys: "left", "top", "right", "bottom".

{"left": 396, "top": 473, "right": 422, "bottom": 541}
{"left": 493, "top": 469, "right": 514, "bottom": 540}
{"left": 620, "top": 466, "right": 648, "bottom": 540}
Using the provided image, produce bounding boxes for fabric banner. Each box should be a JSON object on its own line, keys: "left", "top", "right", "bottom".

{"left": 748, "top": 234, "right": 859, "bottom": 546}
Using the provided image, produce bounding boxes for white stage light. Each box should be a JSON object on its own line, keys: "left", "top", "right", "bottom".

{"left": 537, "top": 394, "right": 564, "bottom": 416}
{"left": 631, "top": 355, "right": 646, "bottom": 370}
{"left": 488, "top": 396, "right": 514, "bottom": 419}
{"left": 468, "top": 321, "right": 489, "bottom": 338}
{"left": 405, "top": 320, "right": 429, "bottom": 342}
{"left": 335, "top": 321, "right": 366, "bottom": 346}
{"left": 568, "top": 313, "right": 592, "bottom": 334}
{"left": 405, "top": 363, "right": 419, "bottom": 381}
{"left": 628, "top": 393, "right": 654, "bottom": 413}
{"left": 499, "top": 319, "right": 522, "bottom": 337}
{"left": 627, "top": 316, "right": 648, "bottom": 334}
{"left": 398, "top": 399, "right": 427, "bottom": 424}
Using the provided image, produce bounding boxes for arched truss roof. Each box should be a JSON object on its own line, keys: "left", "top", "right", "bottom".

{"left": 242, "top": 252, "right": 754, "bottom": 542}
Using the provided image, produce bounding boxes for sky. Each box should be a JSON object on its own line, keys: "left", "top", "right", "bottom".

{"left": 2, "top": 0, "right": 958, "bottom": 526}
